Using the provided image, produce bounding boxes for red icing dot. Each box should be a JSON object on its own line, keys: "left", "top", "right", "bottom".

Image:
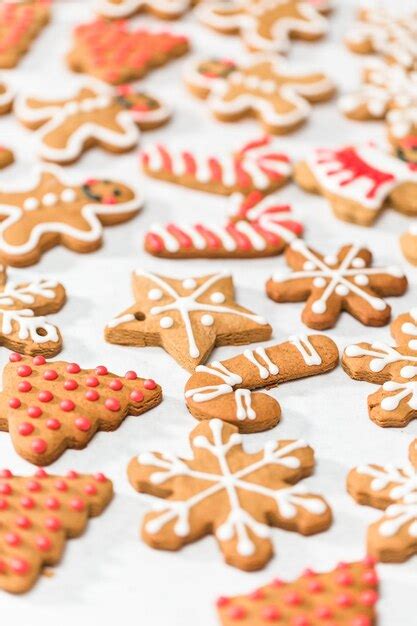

{"left": 9, "top": 397, "right": 21, "bottom": 409}
{"left": 60, "top": 399, "right": 75, "bottom": 412}
{"left": 0, "top": 498, "right": 8, "bottom": 510}
{"left": 261, "top": 606, "right": 281, "bottom": 621}
{"left": 95, "top": 366, "right": 108, "bottom": 375}
{"left": 302, "top": 568, "right": 316, "bottom": 577}
{"left": 105, "top": 398, "right": 120, "bottom": 412}
{"left": 86, "top": 376, "right": 99, "bottom": 387}
{"left": 9, "top": 352, "right": 22, "bottom": 362}
{"left": 18, "top": 381, "right": 32, "bottom": 392}
{"left": 10, "top": 557, "right": 29, "bottom": 575}
{"left": 0, "top": 483, "right": 12, "bottom": 495}
{"left": 67, "top": 470, "right": 79, "bottom": 479}
{"left": 109, "top": 379, "right": 123, "bottom": 391}
{"left": 130, "top": 390, "right": 144, "bottom": 402}
{"left": 336, "top": 593, "right": 353, "bottom": 608}
{"left": 55, "top": 479, "right": 68, "bottom": 492}
{"left": 336, "top": 572, "right": 354, "bottom": 586}
{"left": 292, "top": 617, "right": 310, "bottom": 626}
{"left": 64, "top": 379, "right": 78, "bottom": 391}
{"left": 0, "top": 469, "right": 12, "bottom": 478}
{"left": 18, "top": 422, "right": 34, "bottom": 436}
{"left": 228, "top": 606, "right": 246, "bottom": 620}
{"left": 85, "top": 389, "right": 99, "bottom": 401}
{"left": 35, "top": 469, "right": 48, "bottom": 479}
{"left": 16, "top": 516, "right": 31, "bottom": 529}
{"left": 20, "top": 496, "right": 35, "bottom": 509}
{"left": 284, "top": 591, "right": 302, "bottom": 606}
{"left": 75, "top": 417, "right": 91, "bottom": 431}
{"left": 45, "top": 516, "right": 61, "bottom": 531}
{"left": 94, "top": 472, "right": 107, "bottom": 483}
{"left": 216, "top": 596, "right": 230, "bottom": 608}
{"left": 43, "top": 369, "right": 58, "bottom": 381}
{"left": 125, "top": 370, "right": 137, "bottom": 380}
{"left": 362, "top": 556, "right": 376, "bottom": 568}
{"left": 45, "top": 497, "right": 60, "bottom": 510}
{"left": 28, "top": 406, "right": 42, "bottom": 418}
{"left": 46, "top": 418, "right": 61, "bottom": 430}
{"left": 36, "top": 535, "right": 52, "bottom": 551}
{"left": 307, "top": 580, "right": 324, "bottom": 593}
{"left": 144, "top": 379, "right": 156, "bottom": 390}
{"left": 31, "top": 438, "right": 47, "bottom": 454}
{"left": 84, "top": 483, "right": 97, "bottom": 495}
{"left": 33, "top": 355, "right": 46, "bottom": 366}
{"left": 315, "top": 606, "right": 333, "bottom": 619}
{"left": 271, "top": 578, "right": 284, "bottom": 588}
{"left": 70, "top": 497, "right": 85, "bottom": 512}
{"left": 26, "top": 480, "right": 41, "bottom": 492}
{"left": 38, "top": 390, "right": 53, "bottom": 403}
{"left": 248, "top": 588, "right": 264, "bottom": 600}
{"left": 352, "top": 618, "right": 371, "bottom": 626}
{"left": 17, "top": 364, "right": 32, "bottom": 377}
{"left": 0, "top": 559, "right": 6, "bottom": 573}
{"left": 66, "top": 363, "right": 80, "bottom": 374}
{"left": 362, "top": 570, "right": 378, "bottom": 586}
{"left": 359, "top": 590, "right": 378, "bottom": 606}
{"left": 336, "top": 561, "right": 349, "bottom": 570}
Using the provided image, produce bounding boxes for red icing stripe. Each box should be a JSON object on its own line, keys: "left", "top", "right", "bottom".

{"left": 234, "top": 159, "right": 252, "bottom": 189}
{"left": 279, "top": 219, "right": 304, "bottom": 237}
{"left": 145, "top": 233, "right": 164, "bottom": 253}
{"left": 157, "top": 145, "right": 173, "bottom": 173}
{"left": 166, "top": 224, "right": 192, "bottom": 248}
{"left": 208, "top": 158, "right": 222, "bottom": 182}
{"left": 226, "top": 223, "right": 251, "bottom": 250}
{"left": 194, "top": 224, "right": 221, "bottom": 249}
{"left": 251, "top": 223, "right": 280, "bottom": 245}
{"left": 182, "top": 152, "right": 197, "bottom": 176}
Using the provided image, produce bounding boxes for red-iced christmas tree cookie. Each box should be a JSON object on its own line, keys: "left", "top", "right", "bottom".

{"left": 15, "top": 81, "right": 171, "bottom": 164}
{"left": 0, "top": 353, "right": 162, "bottom": 465}
{"left": 96, "top": 0, "right": 195, "bottom": 19}
{"left": 128, "top": 418, "right": 332, "bottom": 571}
{"left": 0, "top": 1, "right": 51, "bottom": 69}
{"left": 67, "top": 19, "right": 189, "bottom": 85}
{"left": 0, "top": 467, "right": 113, "bottom": 593}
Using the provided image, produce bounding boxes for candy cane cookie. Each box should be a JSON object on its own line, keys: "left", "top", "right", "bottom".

{"left": 185, "top": 334, "right": 339, "bottom": 432}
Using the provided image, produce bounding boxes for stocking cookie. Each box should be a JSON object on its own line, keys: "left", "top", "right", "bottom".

{"left": 185, "top": 55, "right": 335, "bottom": 134}
{"left": 141, "top": 136, "right": 292, "bottom": 197}
{"left": 15, "top": 82, "right": 170, "bottom": 164}
{"left": 0, "top": 468, "right": 113, "bottom": 593}
{"left": 185, "top": 334, "right": 338, "bottom": 432}
{"left": 96, "top": 0, "right": 195, "bottom": 19}
{"left": 105, "top": 271, "right": 272, "bottom": 372}
{"left": 0, "top": 1, "right": 50, "bottom": 69}
{"left": 217, "top": 559, "right": 379, "bottom": 625}
{"left": 145, "top": 193, "right": 303, "bottom": 259}
{"left": 0, "top": 352, "right": 162, "bottom": 465}
{"left": 348, "top": 439, "right": 417, "bottom": 563}
{"left": 197, "top": 0, "right": 328, "bottom": 53}
{"left": 342, "top": 309, "right": 417, "bottom": 428}
{"left": 266, "top": 240, "right": 407, "bottom": 330}
{"left": 67, "top": 19, "right": 189, "bottom": 85}
{"left": 294, "top": 143, "right": 417, "bottom": 225}
{"left": 128, "top": 418, "right": 332, "bottom": 571}
{"left": 400, "top": 224, "right": 417, "bottom": 265}
{"left": 0, "top": 164, "right": 142, "bottom": 267}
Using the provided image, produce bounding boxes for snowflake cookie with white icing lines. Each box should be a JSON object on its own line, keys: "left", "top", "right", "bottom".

{"left": 96, "top": 0, "right": 195, "bottom": 18}
{"left": 348, "top": 438, "right": 417, "bottom": 563}
{"left": 185, "top": 334, "right": 339, "bottom": 432}
{"left": 294, "top": 143, "right": 417, "bottom": 225}
{"left": 105, "top": 272, "right": 272, "bottom": 372}
{"left": 266, "top": 240, "right": 407, "bottom": 330}
{"left": 197, "top": 0, "right": 329, "bottom": 54}
{"left": 0, "top": 164, "right": 142, "bottom": 267}
{"left": 128, "top": 418, "right": 332, "bottom": 571}
{"left": 14, "top": 80, "right": 170, "bottom": 164}
{"left": 342, "top": 309, "right": 417, "bottom": 428}
{"left": 400, "top": 224, "right": 417, "bottom": 266}
{"left": 184, "top": 55, "right": 335, "bottom": 134}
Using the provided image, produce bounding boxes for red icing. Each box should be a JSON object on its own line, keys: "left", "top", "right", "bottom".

{"left": 95, "top": 366, "right": 108, "bottom": 376}
{"left": 86, "top": 389, "right": 99, "bottom": 401}
{"left": 43, "top": 369, "right": 58, "bottom": 381}
{"left": 284, "top": 591, "right": 302, "bottom": 606}
{"left": 55, "top": 480, "right": 68, "bottom": 492}
{"left": 36, "top": 535, "right": 52, "bottom": 551}
{"left": 67, "top": 363, "right": 81, "bottom": 374}
{"left": 216, "top": 596, "right": 230, "bottom": 608}
{"left": 130, "top": 390, "right": 144, "bottom": 402}
{"left": 27, "top": 406, "right": 42, "bottom": 418}
{"left": 360, "top": 590, "right": 378, "bottom": 606}
{"left": 17, "top": 365, "right": 32, "bottom": 377}
{"left": 33, "top": 356, "right": 46, "bottom": 366}
{"left": 45, "top": 516, "right": 61, "bottom": 531}
{"left": 67, "top": 470, "right": 79, "bottom": 479}
{"left": 86, "top": 376, "right": 99, "bottom": 387}
{"left": 31, "top": 438, "right": 47, "bottom": 454}
{"left": 45, "top": 497, "right": 60, "bottom": 510}
{"left": 38, "top": 390, "right": 53, "bottom": 403}
{"left": 5, "top": 532, "right": 20, "bottom": 546}
{"left": 144, "top": 379, "right": 156, "bottom": 390}
{"left": 335, "top": 571, "right": 354, "bottom": 586}
{"left": 125, "top": 371, "right": 137, "bottom": 380}
{"left": 10, "top": 557, "right": 29, "bottom": 575}
{"left": 0, "top": 483, "right": 12, "bottom": 495}
{"left": 60, "top": 399, "right": 75, "bottom": 412}
{"left": 261, "top": 605, "right": 281, "bottom": 621}
{"left": 16, "top": 516, "right": 31, "bottom": 529}
{"left": 70, "top": 497, "right": 85, "bottom": 512}
{"left": 20, "top": 496, "right": 35, "bottom": 509}
{"left": 9, "top": 397, "right": 21, "bottom": 409}
{"left": 195, "top": 224, "right": 221, "bottom": 249}
{"left": 18, "top": 381, "right": 32, "bottom": 392}
{"left": 109, "top": 379, "right": 123, "bottom": 391}
{"left": 64, "top": 379, "right": 78, "bottom": 390}
{"left": 336, "top": 593, "right": 353, "bottom": 607}
{"left": 95, "top": 473, "right": 107, "bottom": 483}
{"left": 0, "top": 469, "right": 12, "bottom": 478}
{"left": 84, "top": 483, "right": 97, "bottom": 495}
{"left": 228, "top": 605, "right": 246, "bottom": 620}
{"left": 74, "top": 417, "right": 91, "bottom": 431}
{"left": 26, "top": 480, "right": 41, "bottom": 492}
{"left": 35, "top": 469, "right": 48, "bottom": 479}
{"left": 315, "top": 606, "right": 333, "bottom": 619}
{"left": 46, "top": 418, "right": 61, "bottom": 430}
{"left": 167, "top": 224, "right": 193, "bottom": 248}
{"left": 105, "top": 398, "right": 120, "bottom": 412}
{"left": 146, "top": 233, "right": 164, "bottom": 252}
{"left": 9, "top": 353, "right": 22, "bottom": 362}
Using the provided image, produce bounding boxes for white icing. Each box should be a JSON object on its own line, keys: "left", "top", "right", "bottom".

{"left": 182, "top": 278, "right": 197, "bottom": 290}
{"left": 344, "top": 342, "right": 417, "bottom": 379}
{"left": 289, "top": 334, "right": 322, "bottom": 366}
{"left": 61, "top": 188, "right": 76, "bottom": 203}
{"left": 43, "top": 193, "right": 58, "bottom": 206}
{"left": 401, "top": 309, "right": 417, "bottom": 351}
{"left": 96, "top": 0, "right": 191, "bottom": 18}
{"left": 148, "top": 288, "right": 163, "bottom": 301}
{"left": 107, "top": 313, "right": 135, "bottom": 328}
{"left": 210, "top": 292, "right": 225, "bottom": 304}
{"left": 243, "top": 346, "right": 279, "bottom": 379}
{"left": 201, "top": 314, "right": 214, "bottom": 326}
{"left": 381, "top": 380, "right": 417, "bottom": 411}
{"left": 23, "top": 197, "right": 39, "bottom": 211}
{"left": 160, "top": 316, "right": 174, "bottom": 329}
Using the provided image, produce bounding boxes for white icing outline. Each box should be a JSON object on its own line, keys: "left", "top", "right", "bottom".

{"left": 96, "top": 0, "right": 191, "bottom": 17}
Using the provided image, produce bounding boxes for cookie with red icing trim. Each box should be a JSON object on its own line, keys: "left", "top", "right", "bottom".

{"left": 400, "top": 224, "right": 417, "bottom": 265}
{"left": 0, "top": 352, "right": 162, "bottom": 466}
{"left": 295, "top": 143, "right": 417, "bottom": 225}
{"left": 67, "top": 19, "right": 189, "bottom": 85}
{"left": 217, "top": 558, "right": 379, "bottom": 625}
{"left": 0, "top": 1, "right": 51, "bottom": 69}
{"left": 96, "top": 0, "right": 196, "bottom": 19}
{"left": 0, "top": 164, "right": 142, "bottom": 267}
{"left": 0, "top": 467, "right": 113, "bottom": 593}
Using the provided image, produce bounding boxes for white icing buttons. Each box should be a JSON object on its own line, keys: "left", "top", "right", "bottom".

{"left": 303, "top": 261, "right": 316, "bottom": 271}
{"left": 23, "top": 197, "right": 39, "bottom": 211}
{"left": 43, "top": 193, "right": 58, "bottom": 207}
{"left": 61, "top": 188, "right": 76, "bottom": 203}
{"left": 324, "top": 255, "right": 338, "bottom": 265}
{"left": 354, "top": 274, "right": 369, "bottom": 286}
{"left": 313, "top": 277, "right": 326, "bottom": 288}
{"left": 148, "top": 288, "right": 163, "bottom": 301}
{"left": 201, "top": 314, "right": 214, "bottom": 327}
{"left": 182, "top": 278, "right": 197, "bottom": 290}
{"left": 210, "top": 292, "right": 226, "bottom": 304}
{"left": 335, "top": 284, "right": 349, "bottom": 296}
{"left": 352, "top": 257, "right": 366, "bottom": 268}
{"left": 160, "top": 316, "right": 174, "bottom": 329}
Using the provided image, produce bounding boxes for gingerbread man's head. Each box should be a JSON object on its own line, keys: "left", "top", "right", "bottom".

{"left": 197, "top": 58, "right": 237, "bottom": 80}
{"left": 82, "top": 179, "right": 134, "bottom": 205}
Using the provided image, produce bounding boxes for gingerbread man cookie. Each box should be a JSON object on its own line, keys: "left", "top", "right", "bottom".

{"left": 342, "top": 309, "right": 417, "bottom": 428}
{"left": 294, "top": 143, "right": 417, "bottom": 225}
{"left": 141, "top": 136, "right": 292, "bottom": 197}
{"left": 145, "top": 193, "right": 303, "bottom": 259}
{"left": 0, "top": 467, "right": 113, "bottom": 593}
{"left": 105, "top": 271, "right": 272, "bottom": 371}
{"left": 0, "top": 164, "right": 142, "bottom": 267}
{"left": 129, "top": 418, "right": 332, "bottom": 571}
{"left": 0, "top": 352, "right": 162, "bottom": 465}
{"left": 217, "top": 559, "right": 379, "bottom": 625}
{"left": 96, "top": 0, "right": 195, "bottom": 19}
{"left": 266, "top": 240, "right": 407, "bottom": 330}
{"left": 348, "top": 438, "right": 417, "bottom": 563}
{"left": 185, "top": 55, "right": 335, "bottom": 134}
{"left": 67, "top": 19, "right": 189, "bottom": 85}
{"left": 197, "top": 0, "right": 329, "bottom": 53}
{"left": 0, "top": 147, "right": 13, "bottom": 171}
{"left": 400, "top": 224, "right": 417, "bottom": 265}
{"left": 387, "top": 106, "right": 417, "bottom": 165}
{"left": 15, "top": 81, "right": 170, "bottom": 164}
{"left": 0, "top": 1, "right": 50, "bottom": 69}
{"left": 185, "top": 334, "right": 339, "bottom": 432}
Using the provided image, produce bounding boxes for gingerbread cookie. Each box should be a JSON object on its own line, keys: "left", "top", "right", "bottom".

{"left": 387, "top": 106, "right": 417, "bottom": 165}
{"left": 197, "top": 0, "right": 328, "bottom": 53}
{"left": 145, "top": 193, "right": 303, "bottom": 259}
{"left": 0, "top": 267, "right": 65, "bottom": 357}
{"left": 294, "top": 143, "right": 417, "bottom": 225}
{"left": 0, "top": 1, "right": 50, "bottom": 69}
{"left": 15, "top": 82, "right": 170, "bottom": 164}
{"left": 0, "top": 164, "right": 142, "bottom": 267}
{"left": 348, "top": 438, "right": 417, "bottom": 563}
{"left": 185, "top": 334, "right": 339, "bottom": 432}
{"left": 185, "top": 55, "right": 335, "bottom": 134}
{"left": 141, "top": 136, "right": 292, "bottom": 197}
{"left": 0, "top": 352, "right": 162, "bottom": 465}
{"left": 105, "top": 271, "right": 272, "bottom": 371}
{"left": 96, "top": 0, "right": 195, "bottom": 19}
{"left": 0, "top": 147, "right": 13, "bottom": 170}
{"left": 67, "top": 19, "right": 189, "bottom": 85}
{"left": 0, "top": 467, "right": 113, "bottom": 593}
{"left": 128, "top": 418, "right": 332, "bottom": 571}
{"left": 217, "top": 558, "right": 379, "bottom": 625}
{"left": 400, "top": 224, "right": 417, "bottom": 265}
{"left": 342, "top": 309, "right": 417, "bottom": 428}
{"left": 0, "top": 80, "right": 14, "bottom": 116}
{"left": 266, "top": 240, "right": 407, "bottom": 330}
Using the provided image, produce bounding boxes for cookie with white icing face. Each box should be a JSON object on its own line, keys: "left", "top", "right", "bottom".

{"left": 185, "top": 334, "right": 339, "bottom": 432}
{"left": 0, "top": 1, "right": 51, "bottom": 69}
{"left": 105, "top": 271, "right": 272, "bottom": 372}
{"left": 96, "top": 0, "right": 195, "bottom": 19}
{"left": 342, "top": 309, "right": 417, "bottom": 428}
{"left": 0, "top": 165, "right": 142, "bottom": 267}
{"left": 266, "top": 240, "right": 407, "bottom": 330}
{"left": 400, "top": 224, "right": 417, "bottom": 265}
{"left": 128, "top": 418, "right": 332, "bottom": 571}
{"left": 348, "top": 438, "right": 417, "bottom": 563}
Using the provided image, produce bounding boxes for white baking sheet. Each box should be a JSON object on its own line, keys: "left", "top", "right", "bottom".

{"left": 1, "top": 1, "right": 417, "bottom": 624}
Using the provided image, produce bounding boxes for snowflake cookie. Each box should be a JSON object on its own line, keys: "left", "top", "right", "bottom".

{"left": 342, "top": 309, "right": 417, "bottom": 428}
{"left": 185, "top": 334, "right": 339, "bottom": 432}
{"left": 0, "top": 468, "right": 113, "bottom": 593}
{"left": 400, "top": 224, "right": 417, "bottom": 265}
{"left": 128, "top": 418, "right": 332, "bottom": 571}
{"left": 266, "top": 240, "right": 407, "bottom": 330}
{"left": 184, "top": 55, "right": 335, "bottom": 134}
{"left": 197, "top": 0, "right": 329, "bottom": 54}
{"left": 96, "top": 0, "right": 195, "bottom": 19}
{"left": 15, "top": 81, "right": 171, "bottom": 164}
{"left": 105, "top": 271, "right": 272, "bottom": 371}
{"left": 348, "top": 438, "right": 417, "bottom": 563}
